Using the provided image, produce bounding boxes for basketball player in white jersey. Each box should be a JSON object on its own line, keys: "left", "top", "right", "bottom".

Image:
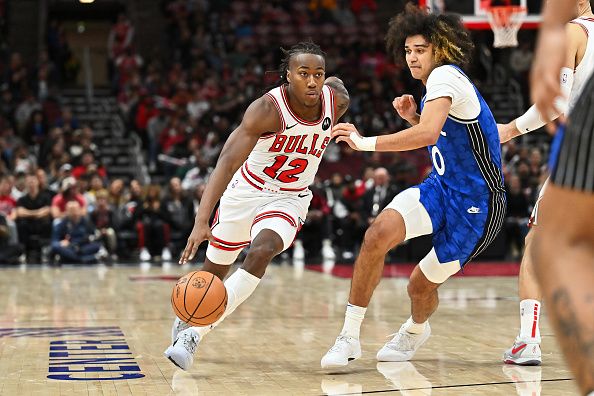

{"left": 497, "top": 0, "right": 594, "bottom": 366}
{"left": 530, "top": 0, "right": 594, "bottom": 393}
{"left": 164, "top": 41, "right": 350, "bottom": 370}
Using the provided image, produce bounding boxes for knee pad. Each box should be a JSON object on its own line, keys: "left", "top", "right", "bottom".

{"left": 419, "top": 248, "right": 461, "bottom": 284}
{"left": 385, "top": 188, "right": 433, "bottom": 241}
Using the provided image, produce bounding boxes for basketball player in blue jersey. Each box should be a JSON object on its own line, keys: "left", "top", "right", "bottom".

{"left": 321, "top": 4, "right": 506, "bottom": 368}
{"left": 530, "top": 0, "right": 594, "bottom": 393}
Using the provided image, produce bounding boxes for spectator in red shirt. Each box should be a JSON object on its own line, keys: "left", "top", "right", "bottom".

{"left": 108, "top": 14, "right": 134, "bottom": 61}
{"left": 0, "top": 174, "right": 17, "bottom": 221}
{"left": 158, "top": 115, "right": 185, "bottom": 154}
{"left": 115, "top": 48, "right": 143, "bottom": 88}
{"left": 51, "top": 176, "right": 87, "bottom": 221}
{"left": 71, "top": 151, "right": 107, "bottom": 180}
{"left": 0, "top": 174, "right": 19, "bottom": 246}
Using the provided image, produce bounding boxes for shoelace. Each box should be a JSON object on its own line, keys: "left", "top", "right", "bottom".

{"left": 176, "top": 319, "right": 190, "bottom": 332}
{"left": 329, "top": 335, "right": 353, "bottom": 352}
{"left": 385, "top": 331, "right": 417, "bottom": 352}
{"left": 180, "top": 333, "right": 198, "bottom": 355}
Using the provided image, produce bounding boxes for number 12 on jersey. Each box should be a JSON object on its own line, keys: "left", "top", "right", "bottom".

{"left": 263, "top": 155, "right": 308, "bottom": 183}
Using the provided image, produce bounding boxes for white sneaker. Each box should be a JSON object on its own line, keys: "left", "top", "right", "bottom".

{"left": 171, "top": 316, "right": 191, "bottom": 344}
{"left": 164, "top": 328, "right": 200, "bottom": 371}
{"left": 322, "top": 239, "right": 336, "bottom": 260}
{"left": 376, "top": 321, "right": 431, "bottom": 362}
{"left": 321, "top": 334, "right": 362, "bottom": 368}
{"left": 293, "top": 240, "right": 305, "bottom": 261}
{"left": 162, "top": 247, "right": 172, "bottom": 262}
{"left": 139, "top": 248, "right": 151, "bottom": 261}
{"left": 503, "top": 337, "right": 542, "bottom": 366}
{"left": 95, "top": 247, "right": 109, "bottom": 261}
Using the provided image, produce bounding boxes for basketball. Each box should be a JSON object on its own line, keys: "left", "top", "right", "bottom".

{"left": 171, "top": 271, "right": 227, "bottom": 326}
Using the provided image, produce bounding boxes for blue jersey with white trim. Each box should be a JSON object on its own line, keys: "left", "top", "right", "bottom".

{"left": 420, "top": 65, "right": 504, "bottom": 196}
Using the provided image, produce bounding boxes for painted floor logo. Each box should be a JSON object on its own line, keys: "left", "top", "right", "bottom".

{"left": 0, "top": 326, "right": 144, "bottom": 381}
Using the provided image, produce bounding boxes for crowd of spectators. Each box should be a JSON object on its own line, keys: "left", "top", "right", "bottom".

{"left": 0, "top": 0, "right": 549, "bottom": 264}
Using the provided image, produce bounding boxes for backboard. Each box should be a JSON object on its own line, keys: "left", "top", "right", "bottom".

{"left": 419, "top": 0, "right": 542, "bottom": 29}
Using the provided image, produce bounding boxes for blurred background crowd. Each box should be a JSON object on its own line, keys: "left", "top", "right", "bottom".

{"left": 0, "top": 0, "right": 549, "bottom": 264}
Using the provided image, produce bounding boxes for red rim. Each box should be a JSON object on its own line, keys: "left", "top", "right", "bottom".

{"left": 486, "top": 5, "right": 526, "bottom": 26}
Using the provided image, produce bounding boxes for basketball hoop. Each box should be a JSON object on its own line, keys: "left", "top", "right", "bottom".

{"left": 486, "top": 6, "right": 526, "bottom": 48}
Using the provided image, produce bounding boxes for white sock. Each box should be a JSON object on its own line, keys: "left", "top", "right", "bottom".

{"left": 340, "top": 303, "right": 367, "bottom": 339}
{"left": 519, "top": 299, "right": 541, "bottom": 342}
{"left": 403, "top": 316, "right": 427, "bottom": 334}
{"left": 193, "top": 268, "right": 260, "bottom": 337}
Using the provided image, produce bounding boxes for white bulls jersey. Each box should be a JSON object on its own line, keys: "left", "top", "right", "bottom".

{"left": 239, "top": 84, "right": 335, "bottom": 192}
{"left": 568, "top": 17, "right": 594, "bottom": 111}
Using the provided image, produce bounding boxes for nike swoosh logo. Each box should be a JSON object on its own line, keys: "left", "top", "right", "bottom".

{"left": 467, "top": 206, "right": 481, "bottom": 214}
{"left": 298, "top": 193, "right": 309, "bottom": 198}
{"left": 286, "top": 123, "right": 298, "bottom": 130}
{"left": 511, "top": 343, "right": 527, "bottom": 355}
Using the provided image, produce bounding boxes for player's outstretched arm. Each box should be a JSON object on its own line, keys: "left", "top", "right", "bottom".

{"left": 324, "top": 76, "right": 350, "bottom": 121}
{"left": 332, "top": 96, "right": 450, "bottom": 152}
{"left": 500, "top": 22, "right": 583, "bottom": 143}
{"left": 532, "top": 0, "right": 579, "bottom": 118}
{"left": 179, "top": 97, "right": 280, "bottom": 264}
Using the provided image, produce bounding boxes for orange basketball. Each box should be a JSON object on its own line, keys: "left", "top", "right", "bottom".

{"left": 171, "top": 271, "right": 227, "bottom": 326}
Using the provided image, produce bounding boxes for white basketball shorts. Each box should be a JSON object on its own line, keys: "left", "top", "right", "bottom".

{"left": 206, "top": 175, "right": 311, "bottom": 265}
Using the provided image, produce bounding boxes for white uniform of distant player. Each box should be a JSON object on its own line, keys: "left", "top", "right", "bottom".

{"left": 529, "top": 16, "right": 594, "bottom": 226}
{"left": 502, "top": 14, "right": 594, "bottom": 367}
{"left": 206, "top": 84, "right": 336, "bottom": 264}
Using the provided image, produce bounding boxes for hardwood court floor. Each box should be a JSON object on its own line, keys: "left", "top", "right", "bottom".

{"left": 0, "top": 262, "right": 577, "bottom": 395}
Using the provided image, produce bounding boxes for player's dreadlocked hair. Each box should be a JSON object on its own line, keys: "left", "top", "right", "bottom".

{"left": 278, "top": 40, "right": 326, "bottom": 85}
{"left": 386, "top": 3, "right": 474, "bottom": 68}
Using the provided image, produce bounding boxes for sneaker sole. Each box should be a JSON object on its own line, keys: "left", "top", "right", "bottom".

{"left": 164, "top": 347, "right": 190, "bottom": 371}
{"left": 168, "top": 356, "right": 184, "bottom": 370}
{"left": 503, "top": 358, "right": 542, "bottom": 366}
{"left": 321, "top": 355, "right": 360, "bottom": 369}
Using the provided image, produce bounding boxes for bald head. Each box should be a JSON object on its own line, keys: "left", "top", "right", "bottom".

{"left": 373, "top": 167, "right": 389, "bottom": 186}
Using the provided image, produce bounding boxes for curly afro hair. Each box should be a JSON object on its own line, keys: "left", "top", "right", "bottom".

{"left": 386, "top": 3, "right": 474, "bottom": 69}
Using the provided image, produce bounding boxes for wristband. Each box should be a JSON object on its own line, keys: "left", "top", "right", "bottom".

{"left": 517, "top": 67, "right": 573, "bottom": 134}
{"left": 349, "top": 132, "right": 377, "bottom": 151}
{"left": 516, "top": 105, "right": 547, "bottom": 134}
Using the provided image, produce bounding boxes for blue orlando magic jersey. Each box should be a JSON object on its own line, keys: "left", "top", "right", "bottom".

{"left": 420, "top": 65, "right": 505, "bottom": 197}
{"left": 416, "top": 65, "right": 506, "bottom": 264}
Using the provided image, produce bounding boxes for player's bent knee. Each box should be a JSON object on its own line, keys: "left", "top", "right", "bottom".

{"left": 362, "top": 222, "right": 394, "bottom": 253}
{"left": 246, "top": 242, "right": 279, "bottom": 262}
{"left": 418, "top": 248, "right": 461, "bottom": 284}
{"left": 407, "top": 278, "right": 429, "bottom": 298}
{"left": 242, "top": 241, "right": 281, "bottom": 276}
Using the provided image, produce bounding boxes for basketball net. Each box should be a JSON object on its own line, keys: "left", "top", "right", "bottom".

{"left": 487, "top": 6, "right": 527, "bottom": 48}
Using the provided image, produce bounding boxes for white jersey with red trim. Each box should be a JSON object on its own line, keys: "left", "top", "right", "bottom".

{"left": 240, "top": 84, "right": 335, "bottom": 192}
{"left": 568, "top": 17, "right": 594, "bottom": 111}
